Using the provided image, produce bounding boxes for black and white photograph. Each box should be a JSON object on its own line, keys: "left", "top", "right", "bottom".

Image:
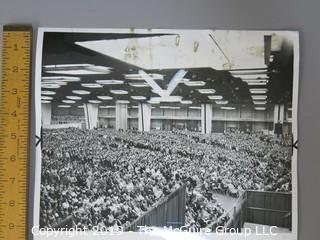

{"left": 34, "top": 28, "right": 299, "bottom": 239}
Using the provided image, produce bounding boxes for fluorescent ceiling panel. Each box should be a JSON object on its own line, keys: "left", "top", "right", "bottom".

{"left": 215, "top": 100, "right": 228, "bottom": 104}
{"left": 250, "top": 88, "right": 268, "bottom": 94}
{"left": 149, "top": 96, "right": 182, "bottom": 103}
{"left": 255, "top": 107, "right": 266, "bottom": 110}
{"left": 237, "top": 74, "right": 269, "bottom": 80}
{"left": 197, "top": 89, "right": 216, "bottom": 94}
{"left": 253, "top": 101, "right": 267, "bottom": 105}
{"left": 44, "top": 64, "right": 112, "bottom": 75}
{"left": 180, "top": 100, "right": 192, "bottom": 104}
{"left": 72, "top": 90, "right": 91, "bottom": 95}
{"left": 160, "top": 106, "right": 181, "bottom": 109}
{"left": 42, "top": 76, "right": 80, "bottom": 82}
{"left": 99, "top": 106, "right": 116, "bottom": 109}
{"left": 220, "top": 106, "right": 236, "bottom": 110}
{"left": 81, "top": 83, "right": 103, "bottom": 88}
{"left": 96, "top": 80, "right": 124, "bottom": 85}
{"left": 97, "top": 96, "right": 113, "bottom": 100}
{"left": 252, "top": 95, "right": 267, "bottom": 100}
{"left": 184, "top": 81, "right": 206, "bottom": 87}
{"left": 41, "top": 96, "right": 53, "bottom": 100}
{"left": 57, "top": 105, "right": 71, "bottom": 108}
{"left": 41, "top": 100, "right": 51, "bottom": 104}
{"left": 208, "top": 95, "right": 223, "bottom": 100}
{"left": 62, "top": 100, "right": 76, "bottom": 104}
{"left": 66, "top": 96, "right": 82, "bottom": 100}
{"left": 88, "top": 100, "right": 102, "bottom": 104}
{"left": 110, "top": 90, "right": 128, "bottom": 94}
{"left": 229, "top": 69, "right": 268, "bottom": 75}
{"left": 124, "top": 73, "right": 164, "bottom": 80}
{"left": 129, "top": 83, "right": 150, "bottom": 87}
{"left": 41, "top": 83, "right": 60, "bottom": 89}
{"left": 42, "top": 80, "right": 67, "bottom": 86}
{"left": 41, "top": 90, "right": 56, "bottom": 95}
{"left": 245, "top": 81, "right": 268, "bottom": 86}
{"left": 189, "top": 106, "right": 201, "bottom": 109}
{"left": 117, "top": 100, "right": 130, "bottom": 104}
{"left": 131, "top": 96, "right": 147, "bottom": 100}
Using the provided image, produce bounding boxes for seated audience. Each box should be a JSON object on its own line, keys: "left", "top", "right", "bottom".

{"left": 40, "top": 128, "right": 292, "bottom": 230}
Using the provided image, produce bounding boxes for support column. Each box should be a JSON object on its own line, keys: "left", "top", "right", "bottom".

{"left": 84, "top": 103, "right": 99, "bottom": 129}
{"left": 273, "top": 104, "right": 285, "bottom": 134}
{"left": 115, "top": 101, "right": 128, "bottom": 130}
{"left": 201, "top": 104, "right": 212, "bottom": 134}
{"left": 41, "top": 103, "right": 52, "bottom": 127}
{"left": 138, "top": 103, "right": 152, "bottom": 131}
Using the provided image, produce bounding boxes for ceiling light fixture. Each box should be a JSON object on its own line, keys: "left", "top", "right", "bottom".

{"left": 124, "top": 73, "right": 164, "bottom": 80}
{"left": 81, "top": 83, "right": 103, "bottom": 88}
{"left": 149, "top": 96, "right": 182, "bottom": 103}
{"left": 44, "top": 64, "right": 112, "bottom": 75}
{"left": 252, "top": 95, "right": 267, "bottom": 100}
{"left": 129, "top": 82, "right": 150, "bottom": 87}
{"left": 180, "top": 100, "right": 192, "bottom": 104}
{"left": 42, "top": 80, "right": 67, "bottom": 86}
{"left": 131, "top": 96, "right": 147, "bottom": 100}
{"left": 99, "top": 106, "right": 116, "bottom": 109}
{"left": 62, "top": 100, "right": 76, "bottom": 104}
{"left": 208, "top": 95, "right": 223, "bottom": 100}
{"left": 255, "top": 107, "right": 266, "bottom": 110}
{"left": 110, "top": 90, "right": 128, "bottom": 94}
{"left": 41, "top": 90, "right": 56, "bottom": 95}
{"left": 184, "top": 81, "right": 206, "bottom": 87}
{"left": 72, "top": 90, "right": 91, "bottom": 95}
{"left": 96, "top": 80, "right": 124, "bottom": 85}
{"left": 197, "top": 89, "right": 216, "bottom": 94}
{"left": 57, "top": 105, "right": 71, "bottom": 108}
{"left": 253, "top": 101, "right": 267, "bottom": 105}
{"left": 42, "top": 76, "right": 80, "bottom": 82}
{"left": 88, "top": 100, "right": 102, "bottom": 104}
{"left": 97, "top": 96, "right": 113, "bottom": 100}
{"left": 230, "top": 69, "right": 268, "bottom": 75}
{"left": 220, "top": 106, "right": 236, "bottom": 110}
{"left": 41, "top": 83, "right": 61, "bottom": 89}
{"left": 66, "top": 96, "right": 82, "bottom": 100}
{"left": 117, "top": 100, "right": 130, "bottom": 104}
{"left": 41, "top": 96, "right": 53, "bottom": 100}
{"left": 188, "top": 106, "right": 201, "bottom": 110}
{"left": 160, "top": 106, "right": 180, "bottom": 109}
{"left": 245, "top": 81, "right": 268, "bottom": 86}
{"left": 249, "top": 88, "right": 268, "bottom": 94}
{"left": 215, "top": 100, "right": 228, "bottom": 104}
{"left": 233, "top": 74, "right": 269, "bottom": 79}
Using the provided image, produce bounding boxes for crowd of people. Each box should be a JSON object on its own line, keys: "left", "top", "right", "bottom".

{"left": 40, "top": 127, "right": 292, "bottom": 231}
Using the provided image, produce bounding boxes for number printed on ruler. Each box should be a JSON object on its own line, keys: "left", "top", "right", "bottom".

{"left": 0, "top": 26, "right": 32, "bottom": 240}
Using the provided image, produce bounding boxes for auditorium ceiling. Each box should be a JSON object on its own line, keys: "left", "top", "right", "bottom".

{"left": 41, "top": 30, "right": 294, "bottom": 109}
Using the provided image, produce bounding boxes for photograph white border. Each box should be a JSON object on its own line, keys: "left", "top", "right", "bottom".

{"left": 34, "top": 27, "right": 299, "bottom": 240}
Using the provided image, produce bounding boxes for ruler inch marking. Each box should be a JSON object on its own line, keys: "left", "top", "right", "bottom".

{"left": 0, "top": 25, "right": 32, "bottom": 240}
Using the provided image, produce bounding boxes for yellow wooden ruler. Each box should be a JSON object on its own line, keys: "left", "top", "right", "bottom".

{"left": 0, "top": 25, "right": 32, "bottom": 240}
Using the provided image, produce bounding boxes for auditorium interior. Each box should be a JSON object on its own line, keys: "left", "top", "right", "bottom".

{"left": 39, "top": 30, "right": 294, "bottom": 232}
